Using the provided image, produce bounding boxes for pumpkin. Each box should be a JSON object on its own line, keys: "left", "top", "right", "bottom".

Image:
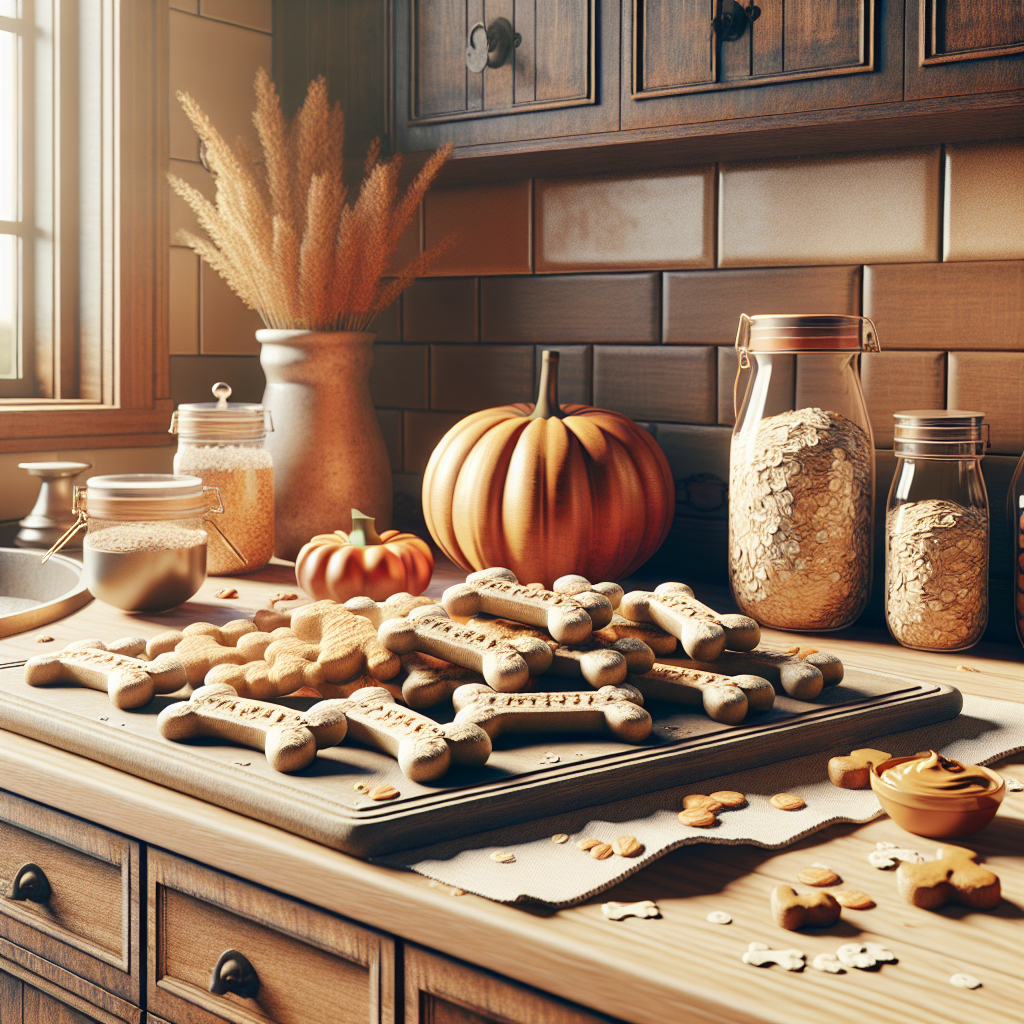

{"left": 295, "top": 509, "right": 434, "bottom": 603}
{"left": 422, "top": 351, "right": 675, "bottom": 587}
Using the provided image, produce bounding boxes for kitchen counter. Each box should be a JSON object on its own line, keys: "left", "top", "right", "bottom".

{"left": 0, "top": 560, "right": 1021, "bottom": 1024}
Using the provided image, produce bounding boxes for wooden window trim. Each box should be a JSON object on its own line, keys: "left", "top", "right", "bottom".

{"left": 0, "top": 0, "right": 171, "bottom": 453}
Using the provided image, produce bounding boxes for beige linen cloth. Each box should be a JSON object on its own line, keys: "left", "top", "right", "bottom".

{"left": 374, "top": 694, "right": 1024, "bottom": 906}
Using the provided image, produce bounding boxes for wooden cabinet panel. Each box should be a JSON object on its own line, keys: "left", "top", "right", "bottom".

{"left": 0, "top": 791, "right": 140, "bottom": 1005}
{"left": 0, "top": 959, "right": 136, "bottom": 1024}
{"left": 404, "top": 945, "right": 620, "bottom": 1024}
{"left": 906, "top": 0, "right": 1024, "bottom": 99}
{"left": 147, "top": 849, "right": 394, "bottom": 1024}
{"left": 624, "top": 0, "right": 903, "bottom": 129}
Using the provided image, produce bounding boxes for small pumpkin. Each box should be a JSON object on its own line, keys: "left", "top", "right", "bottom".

{"left": 422, "top": 351, "right": 675, "bottom": 587}
{"left": 295, "top": 509, "right": 434, "bottom": 603}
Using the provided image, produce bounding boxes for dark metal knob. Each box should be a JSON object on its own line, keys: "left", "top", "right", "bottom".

{"left": 466, "top": 17, "right": 521, "bottom": 73}
{"left": 210, "top": 949, "right": 259, "bottom": 999}
{"left": 711, "top": 0, "right": 760, "bottom": 41}
{"left": 10, "top": 862, "right": 51, "bottom": 903}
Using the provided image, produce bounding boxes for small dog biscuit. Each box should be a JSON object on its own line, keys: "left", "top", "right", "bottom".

{"left": 552, "top": 574, "right": 624, "bottom": 609}
{"left": 685, "top": 646, "right": 842, "bottom": 700}
{"left": 627, "top": 662, "right": 775, "bottom": 724}
{"left": 290, "top": 601, "right": 401, "bottom": 682}
{"left": 741, "top": 943, "right": 805, "bottom": 971}
{"left": 828, "top": 748, "right": 893, "bottom": 789}
{"left": 618, "top": 588, "right": 727, "bottom": 661}
{"left": 157, "top": 682, "right": 349, "bottom": 772}
{"left": 770, "top": 886, "right": 842, "bottom": 930}
{"left": 451, "top": 683, "right": 652, "bottom": 744}
{"left": 896, "top": 844, "right": 1001, "bottom": 910}
{"left": 204, "top": 629, "right": 326, "bottom": 700}
{"left": 146, "top": 620, "right": 262, "bottom": 684}
{"left": 343, "top": 593, "right": 443, "bottom": 629}
{"left": 593, "top": 616, "right": 679, "bottom": 657}
{"left": 25, "top": 639, "right": 187, "bottom": 710}
{"left": 399, "top": 652, "right": 489, "bottom": 709}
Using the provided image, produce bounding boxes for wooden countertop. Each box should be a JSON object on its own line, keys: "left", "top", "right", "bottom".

{"left": 0, "top": 560, "right": 1022, "bottom": 1024}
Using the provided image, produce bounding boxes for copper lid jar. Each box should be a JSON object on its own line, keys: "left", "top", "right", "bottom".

{"left": 729, "top": 314, "right": 879, "bottom": 632}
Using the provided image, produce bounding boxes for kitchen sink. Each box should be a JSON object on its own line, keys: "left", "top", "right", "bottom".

{"left": 0, "top": 547, "right": 91, "bottom": 638}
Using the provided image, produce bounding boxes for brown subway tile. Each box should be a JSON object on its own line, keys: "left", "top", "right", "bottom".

{"left": 719, "top": 148, "right": 940, "bottom": 267}
{"left": 861, "top": 351, "right": 946, "bottom": 447}
{"left": 169, "top": 248, "right": 200, "bottom": 355}
{"left": 651, "top": 423, "right": 732, "bottom": 492}
{"left": 370, "top": 343, "right": 428, "bottom": 410}
{"left": 424, "top": 180, "right": 532, "bottom": 276}
{"left": 402, "top": 278, "right": 478, "bottom": 342}
{"left": 376, "top": 408, "right": 402, "bottom": 472}
{"left": 481, "top": 274, "right": 660, "bottom": 343}
{"left": 593, "top": 346, "right": 716, "bottom": 424}
{"left": 864, "top": 261, "right": 1024, "bottom": 350}
{"left": 169, "top": 354, "right": 264, "bottom": 405}
{"left": 533, "top": 346, "right": 592, "bottom": 406}
{"left": 200, "top": 0, "right": 272, "bottom": 33}
{"left": 945, "top": 141, "right": 1024, "bottom": 262}
{"left": 200, "top": 262, "right": 263, "bottom": 355}
{"left": 370, "top": 297, "right": 401, "bottom": 342}
{"left": 717, "top": 348, "right": 796, "bottom": 427}
{"left": 430, "top": 345, "right": 536, "bottom": 413}
{"left": 403, "top": 410, "right": 465, "bottom": 474}
{"left": 535, "top": 168, "right": 714, "bottom": 273}
{"left": 664, "top": 266, "right": 860, "bottom": 344}
{"left": 947, "top": 351, "right": 1024, "bottom": 456}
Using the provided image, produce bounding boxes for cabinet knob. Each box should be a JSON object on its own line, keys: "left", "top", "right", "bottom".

{"left": 210, "top": 948, "right": 260, "bottom": 999}
{"left": 466, "top": 17, "right": 521, "bottom": 74}
{"left": 711, "top": 0, "right": 760, "bottom": 42}
{"left": 9, "top": 862, "right": 51, "bottom": 903}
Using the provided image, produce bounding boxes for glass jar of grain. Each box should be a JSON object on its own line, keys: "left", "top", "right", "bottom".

{"left": 885, "top": 411, "right": 990, "bottom": 652}
{"left": 729, "top": 314, "right": 879, "bottom": 631}
{"left": 1011, "top": 448, "right": 1024, "bottom": 649}
{"left": 171, "top": 383, "right": 274, "bottom": 575}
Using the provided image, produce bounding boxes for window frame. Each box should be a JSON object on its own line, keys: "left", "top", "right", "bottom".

{"left": 0, "top": 0, "right": 171, "bottom": 451}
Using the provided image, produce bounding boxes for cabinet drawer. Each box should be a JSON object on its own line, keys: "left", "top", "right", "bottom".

{"left": 0, "top": 789, "right": 140, "bottom": 1005}
{"left": 147, "top": 849, "right": 394, "bottom": 1024}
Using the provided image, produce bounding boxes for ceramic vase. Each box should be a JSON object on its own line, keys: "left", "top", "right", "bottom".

{"left": 257, "top": 329, "right": 392, "bottom": 560}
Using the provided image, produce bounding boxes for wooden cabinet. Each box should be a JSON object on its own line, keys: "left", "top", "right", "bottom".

{"left": 622, "top": 0, "right": 903, "bottom": 129}
{"left": 146, "top": 849, "right": 395, "bottom": 1024}
{"left": 0, "top": 963, "right": 135, "bottom": 1024}
{"left": 905, "top": 0, "right": 1024, "bottom": 99}
{"left": 394, "top": 0, "right": 619, "bottom": 150}
{"left": 404, "top": 946, "right": 619, "bottom": 1024}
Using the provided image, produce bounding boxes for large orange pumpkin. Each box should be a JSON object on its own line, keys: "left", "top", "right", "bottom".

{"left": 295, "top": 510, "right": 434, "bottom": 602}
{"left": 422, "top": 351, "right": 675, "bottom": 587}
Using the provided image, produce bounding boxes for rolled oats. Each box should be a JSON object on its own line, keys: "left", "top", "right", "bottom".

{"left": 678, "top": 808, "right": 717, "bottom": 827}
{"left": 770, "top": 793, "right": 805, "bottom": 811}
{"left": 490, "top": 850, "right": 516, "bottom": 863}
{"left": 590, "top": 843, "right": 614, "bottom": 860}
{"left": 551, "top": 833, "right": 569, "bottom": 844}
{"left": 368, "top": 784, "right": 400, "bottom": 801}
{"left": 611, "top": 835, "right": 644, "bottom": 857}
{"left": 709, "top": 790, "right": 747, "bottom": 808}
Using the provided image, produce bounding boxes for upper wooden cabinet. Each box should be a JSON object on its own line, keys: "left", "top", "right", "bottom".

{"left": 394, "top": 0, "right": 619, "bottom": 150}
{"left": 623, "top": 0, "right": 903, "bottom": 128}
{"left": 905, "top": 0, "right": 1024, "bottom": 98}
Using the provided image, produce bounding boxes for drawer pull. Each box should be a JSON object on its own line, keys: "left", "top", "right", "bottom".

{"left": 466, "top": 17, "right": 521, "bottom": 74}
{"left": 9, "top": 862, "right": 51, "bottom": 903}
{"left": 210, "top": 949, "right": 260, "bottom": 999}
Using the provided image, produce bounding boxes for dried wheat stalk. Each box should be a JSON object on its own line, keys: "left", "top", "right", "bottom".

{"left": 168, "top": 68, "right": 452, "bottom": 332}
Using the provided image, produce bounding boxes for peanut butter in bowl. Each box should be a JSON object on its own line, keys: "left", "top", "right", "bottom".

{"left": 870, "top": 750, "right": 1005, "bottom": 838}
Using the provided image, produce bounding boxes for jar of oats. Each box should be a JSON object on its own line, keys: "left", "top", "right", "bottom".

{"left": 729, "top": 314, "right": 879, "bottom": 632}
{"left": 171, "top": 383, "right": 274, "bottom": 575}
{"left": 885, "top": 411, "right": 990, "bottom": 652}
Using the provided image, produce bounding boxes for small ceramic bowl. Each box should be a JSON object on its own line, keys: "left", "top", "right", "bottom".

{"left": 870, "top": 755, "right": 1005, "bottom": 838}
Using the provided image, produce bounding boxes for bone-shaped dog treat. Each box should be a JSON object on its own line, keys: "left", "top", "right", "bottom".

{"left": 682, "top": 644, "right": 843, "bottom": 701}
{"left": 290, "top": 601, "right": 401, "bottom": 681}
{"left": 146, "top": 620, "right": 262, "bottom": 684}
{"left": 399, "top": 652, "right": 489, "bottom": 710}
{"left": 157, "top": 682, "right": 348, "bottom": 772}
{"left": 593, "top": 616, "right": 679, "bottom": 657}
{"left": 334, "top": 686, "right": 491, "bottom": 781}
{"left": 770, "top": 885, "right": 842, "bottom": 930}
{"left": 451, "top": 683, "right": 652, "bottom": 744}
{"left": 378, "top": 612, "right": 535, "bottom": 692}
{"left": 253, "top": 594, "right": 314, "bottom": 631}
{"left": 601, "top": 900, "right": 659, "bottom": 921}
{"left": 444, "top": 573, "right": 612, "bottom": 644}
{"left": 619, "top": 583, "right": 759, "bottom": 660}
{"left": 896, "top": 844, "right": 1001, "bottom": 910}
{"left": 25, "top": 639, "right": 188, "bottom": 710}
{"left": 205, "top": 630, "right": 327, "bottom": 700}
{"left": 868, "top": 842, "right": 925, "bottom": 870}
{"left": 458, "top": 617, "right": 555, "bottom": 676}
{"left": 343, "top": 593, "right": 444, "bottom": 629}
{"left": 552, "top": 574, "right": 624, "bottom": 609}
{"left": 627, "top": 663, "right": 775, "bottom": 725}
{"left": 828, "top": 748, "right": 893, "bottom": 789}
{"left": 741, "top": 943, "right": 805, "bottom": 971}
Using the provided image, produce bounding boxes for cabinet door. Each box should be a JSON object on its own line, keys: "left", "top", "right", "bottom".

{"left": 394, "top": 0, "right": 619, "bottom": 151}
{"left": 905, "top": 0, "right": 1024, "bottom": 99}
{"left": 624, "top": 0, "right": 903, "bottom": 129}
{"left": 0, "top": 964, "right": 134, "bottom": 1024}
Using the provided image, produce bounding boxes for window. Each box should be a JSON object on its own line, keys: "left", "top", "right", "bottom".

{"left": 0, "top": 0, "right": 171, "bottom": 451}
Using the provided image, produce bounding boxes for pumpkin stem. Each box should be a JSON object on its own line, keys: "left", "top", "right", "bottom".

{"left": 348, "top": 509, "right": 382, "bottom": 547}
{"left": 529, "top": 350, "right": 565, "bottom": 419}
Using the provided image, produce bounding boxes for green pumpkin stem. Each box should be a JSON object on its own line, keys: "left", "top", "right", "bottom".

{"left": 348, "top": 509, "right": 382, "bottom": 547}
{"left": 529, "top": 350, "right": 565, "bottom": 420}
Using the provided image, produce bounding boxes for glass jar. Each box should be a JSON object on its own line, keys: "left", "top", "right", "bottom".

{"left": 1011, "top": 449, "right": 1024, "bottom": 649}
{"left": 729, "top": 314, "right": 878, "bottom": 631}
{"left": 45, "top": 474, "right": 226, "bottom": 612}
{"left": 170, "top": 382, "right": 274, "bottom": 575}
{"left": 885, "top": 411, "right": 990, "bottom": 652}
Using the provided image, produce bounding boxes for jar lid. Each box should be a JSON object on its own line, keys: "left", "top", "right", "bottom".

{"left": 81, "top": 474, "right": 212, "bottom": 518}
{"left": 893, "top": 409, "right": 989, "bottom": 458}
{"left": 170, "top": 382, "right": 271, "bottom": 441}
{"left": 736, "top": 314, "right": 880, "bottom": 353}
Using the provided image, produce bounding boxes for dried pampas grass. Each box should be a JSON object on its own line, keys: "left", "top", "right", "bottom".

{"left": 168, "top": 69, "right": 452, "bottom": 332}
